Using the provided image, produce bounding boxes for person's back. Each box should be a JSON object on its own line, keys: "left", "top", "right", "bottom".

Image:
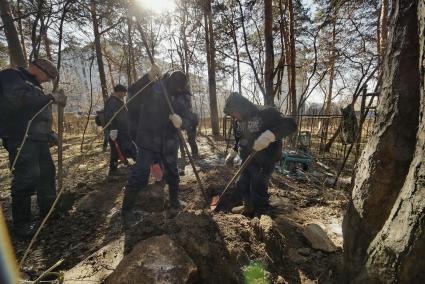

{"left": 133, "top": 74, "right": 191, "bottom": 154}
{"left": 103, "top": 85, "right": 135, "bottom": 175}
{"left": 0, "top": 67, "right": 53, "bottom": 141}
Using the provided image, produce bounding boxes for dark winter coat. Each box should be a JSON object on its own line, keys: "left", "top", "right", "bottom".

{"left": 0, "top": 67, "right": 54, "bottom": 141}
{"left": 104, "top": 95, "right": 130, "bottom": 137}
{"left": 127, "top": 76, "right": 191, "bottom": 154}
{"left": 127, "top": 74, "right": 153, "bottom": 140}
{"left": 224, "top": 93, "right": 297, "bottom": 166}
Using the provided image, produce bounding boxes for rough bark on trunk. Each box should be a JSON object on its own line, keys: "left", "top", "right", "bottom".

{"left": 231, "top": 27, "right": 242, "bottom": 95}
{"left": 322, "top": 17, "right": 336, "bottom": 146}
{"left": 342, "top": 0, "right": 420, "bottom": 280}
{"left": 90, "top": 0, "right": 108, "bottom": 104}
{"left": 15, "top": 0, "right": 28, "bottom": 65}
{"left": 0, "top": 0, "right": 27, "bottom": 67}
{"left": 353, "top": 5, "right": 425, "bottom": 282}
{"left": 288, "top": 0, "right": 297, "bottom": 116}
{"left": 264, "top": 0, "right": 274, "bottom": 106}
{"left": 204, "top": 0, "right": 219, "bottom": 137}
{"left": 380, "top": 0, "right": 389, "bottom": 61}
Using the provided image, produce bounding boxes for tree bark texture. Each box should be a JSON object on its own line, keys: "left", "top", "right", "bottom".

{"left": 343, "top": 0, "right": 420, "bottom": 281}
{"left": 204, "top": 0, "right": 219, "bottom": 136}
{"left": 352, "top": 3, "right": 425, "bottom": 281}
{"left": 380, "top": 0, "right": 389, "bottom": 61}
{"left": 288, "top": 0, "right": 297, "bottom": 116}
{"left": 0, "top": 0, "right": 27, "bottom": 67}
{"left": 264, "top": 0, "right": 274, "bottom": 106}
{"left": 90, "top": 0, "right": 108, "bottom": 104}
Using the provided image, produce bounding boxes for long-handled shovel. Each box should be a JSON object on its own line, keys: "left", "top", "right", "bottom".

{"left": 210, "top": 151, "right": 257, "bottom": 211}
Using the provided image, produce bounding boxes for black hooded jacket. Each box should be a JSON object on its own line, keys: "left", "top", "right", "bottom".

{"left": 127, "top": 73, "right": 191, "bottom": 154}
{"left": 0, "top": 67, "right": 53, "bottom": 141}
{"left": 104, "top": 94, "right": 130, "bottom": 139}
{"left": 224, "top": 93, "right": 297, "bottom": 165}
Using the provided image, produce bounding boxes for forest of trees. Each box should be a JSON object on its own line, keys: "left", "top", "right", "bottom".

{"left": 1, "top": 0, "right": 424, "bottom": 282}
{"left": 0, "top": 0, "right": 382, "bottom": 136}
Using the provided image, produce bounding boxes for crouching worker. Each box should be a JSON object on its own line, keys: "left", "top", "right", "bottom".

{"left": 223, "top": 92, "right": 297, "bottom": 217}
{"left": 0, "top": 59, "right": 67, "bottom": 238}
{"left": 122, "top": 68, "right": 192, "bottom": 225}
{"left": 104, "top": 84, "right": 137, "bottom": 176}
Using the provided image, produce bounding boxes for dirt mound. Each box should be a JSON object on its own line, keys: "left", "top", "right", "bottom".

{"left": 3, "top": 136, "right": 348, "bottom": 283}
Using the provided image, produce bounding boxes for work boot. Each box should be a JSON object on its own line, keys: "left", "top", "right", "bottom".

{"left": 13, "top": 222, "right": 37, "bottom": 239}
{"left": 121, "top": 189, "right": 138, "bottom": 227}
{"left": 169, "top": 185, "right": 187, "bottom": 209}
{"left": 169, "top": 188, "right": 181, "bottom": 209}
{"left": 231, "top": 201, "right": 254, "bottom": 217}
{"left": 12, "top": 196, "right": 32, "bottom": 234}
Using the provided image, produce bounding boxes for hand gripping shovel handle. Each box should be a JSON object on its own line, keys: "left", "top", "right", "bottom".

{"left": 113, "top": 141, "right": 126, "bottom": 163}
{"left": 210, "top": 151, "right": 257, "bottom": 211}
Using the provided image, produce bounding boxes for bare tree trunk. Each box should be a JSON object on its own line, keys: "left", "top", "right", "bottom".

{"left": 380, "top": 0, "right": 389, "bottom": 60}
{"left": 44, "top": 34, "right": 53, "bottom": 61}
{"left": 0, "top": 0, "right": 27, "bottom": 67}
{"left": 288, "top": 0, "right": 297, "bottom": 116}
{"left": 127, "top": 14, "right": 137, "bottom": 84}
{"left": 204, "top": 0, "right": 219, "bottom": 137}
{"left": 343, "top": 0, "right": 420, "bottom": 281}
{"left": 351, "top": 4, "right": 425, "bottom": 282}
{"left": 231, "top": 26, "right": 242, "bottom": 94}
{"left": 15, "top": 0, "right": 28, "bottom": 65}
{"left": 322, "top": 17, "right": 337, "bottom": 145}
{"left": 264, "top": 0, "right": 274, "bottom": 106}
{"left": 90, "top": 0, "right": 108, "bottom": 104}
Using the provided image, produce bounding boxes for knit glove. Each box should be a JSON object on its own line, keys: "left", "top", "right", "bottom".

{"left": 253, "top": 130, "right": 276, "bottom": 151}
{"left": 169, "top": 114, "right": 182, "bottom": 129}
{"left": 51, "top": 89, "right": 67, "bottom": 107}
{"left": 225, "top": 148, "right": 237, "bottom": 166}
{"left": 109, "top": 129, "right": 118, "bottom": 141}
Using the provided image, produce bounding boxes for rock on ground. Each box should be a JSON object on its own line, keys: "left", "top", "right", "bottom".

{"left": 105, "top": 235, "right": 198, "bottom": 284}
{"left": 302, "top": 223, "right": 337, "bottom": 252}
{"left": 64, "top": 237, "right": 125, "bottom": 283}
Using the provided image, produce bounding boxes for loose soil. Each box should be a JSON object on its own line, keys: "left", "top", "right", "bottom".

{"left": 0, "top": 134, "right": 350, "bottom": 283}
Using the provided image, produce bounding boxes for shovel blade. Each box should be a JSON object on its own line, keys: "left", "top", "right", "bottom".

{"left": 210, "top": 195, "right": 220, "bottom": 211}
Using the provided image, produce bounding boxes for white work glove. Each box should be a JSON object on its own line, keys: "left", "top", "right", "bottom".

{"left": 148, "top": 63, "right": 162, "bottom": 81}
{"left": 225, "top": 148, "right": 237, "bottom": 166}
{"left": 51, "top": 89, "right": 67, "bottom": 107}
{"left": 169, "top": 114, "right": 182, "bottom": 129}
{"left": 109, "top": 129, "right": 118, "bottom": 141}
{"left": 253, "top": 130, "right": 276, "bottom": 151}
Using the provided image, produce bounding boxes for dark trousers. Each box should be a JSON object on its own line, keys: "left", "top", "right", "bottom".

{"left": 236, "top": 159, "right": 273, "bottom": 209}
{"left": 187, "top": 127, "right": 198, "bottom": 158}
{"left": 103, "top": 130, "right": 109, "bottom": 150}
{"left": 179, "top": 127, "right": 199, "bottom": 159}
{"left": 123, "top": 148, "right": 180, "bottom": 209}
{"left": 4, "top": 139, "right": 56, "bottom": 225}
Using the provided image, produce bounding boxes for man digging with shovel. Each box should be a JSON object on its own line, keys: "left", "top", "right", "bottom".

{"left": 223, "top": 92, "right": 297, "bottom": 217}
{"left": 121, "top": 68, "right": 193, "bottom": 226}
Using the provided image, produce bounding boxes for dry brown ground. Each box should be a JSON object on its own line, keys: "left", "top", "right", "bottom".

{"left": 0, "top": 134, "right": 350, "bottom": 283}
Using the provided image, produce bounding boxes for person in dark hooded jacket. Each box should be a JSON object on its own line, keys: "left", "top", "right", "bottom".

{"left": 0, "top": 59, "right": 66, "bottom": 238}
{"left": 223, "top": 92, "right": 297, "bottom": 216}
{"left": 122, "top": 69, "right": 192, "bottom": 224}
{"left": 104, "top": 84, "right": 136, "bottom": 175}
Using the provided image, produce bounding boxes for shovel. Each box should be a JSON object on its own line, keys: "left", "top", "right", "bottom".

{"left": 210, "top": 151, "right": 257, "bottom": 211}
{"left": 113, "top": 140, "right": 126, "bottom": 163}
